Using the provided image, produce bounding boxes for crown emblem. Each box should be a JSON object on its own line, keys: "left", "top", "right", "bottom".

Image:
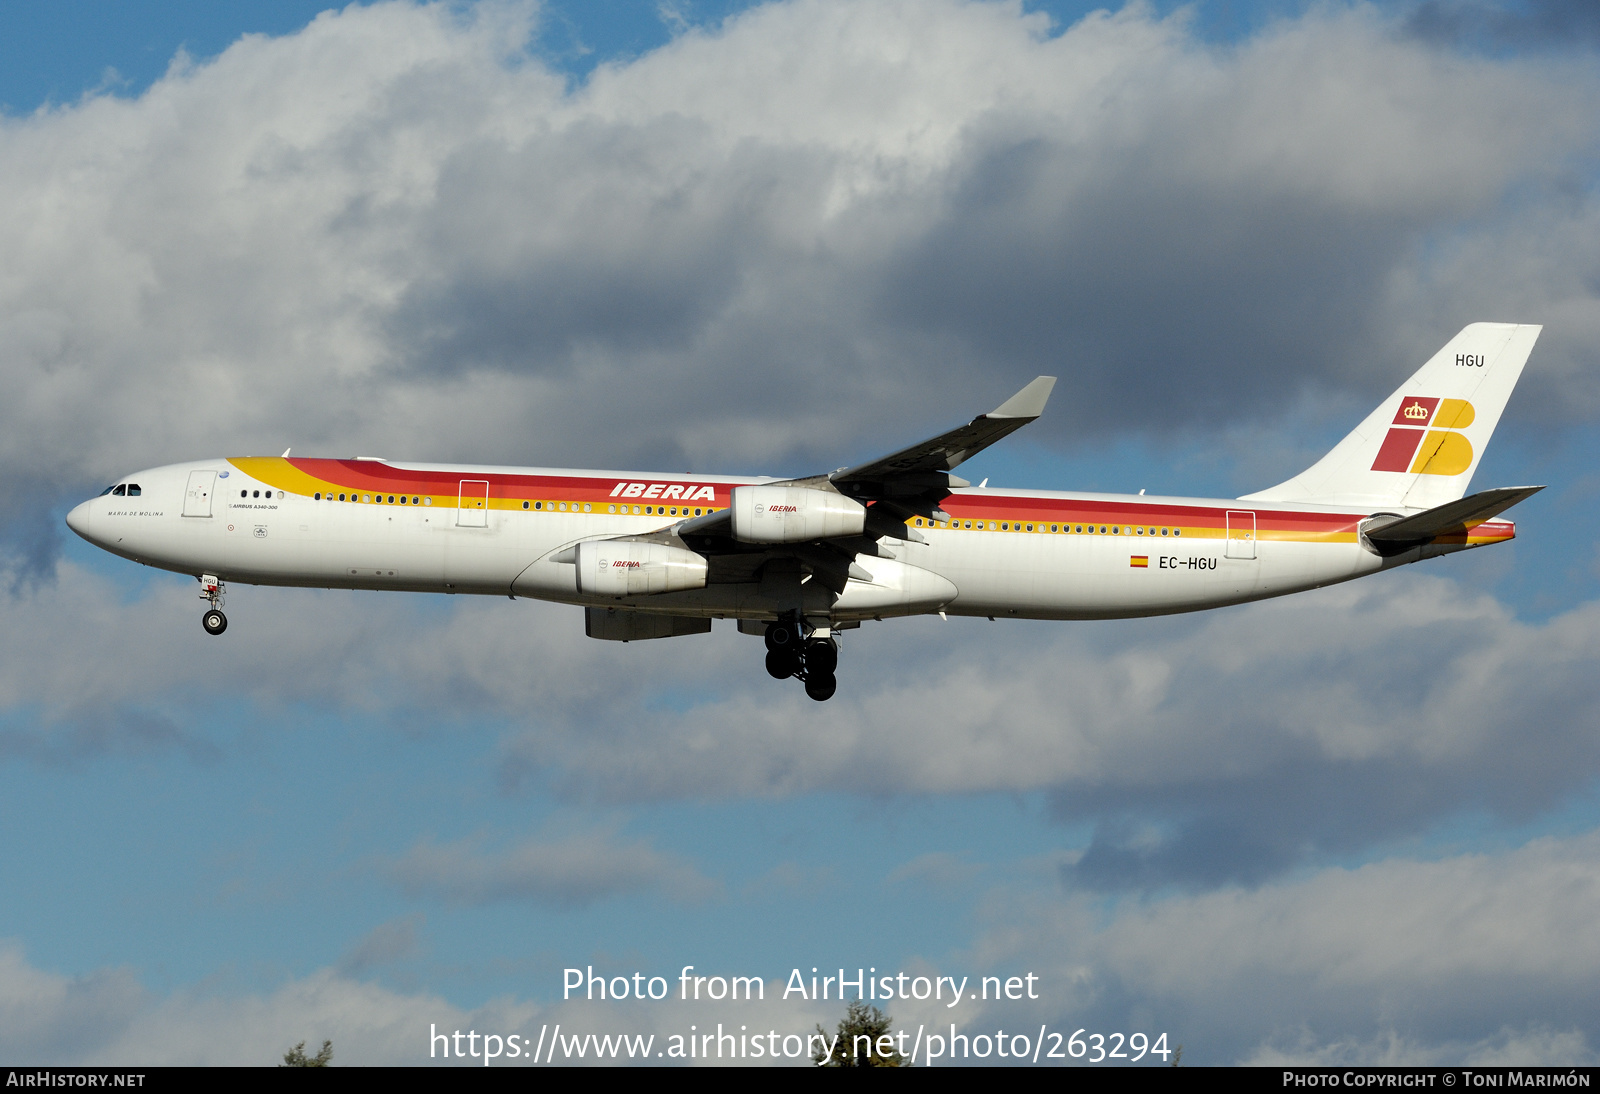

{"left": 1403, "top": 402, "right": 1429, "bottom": 420}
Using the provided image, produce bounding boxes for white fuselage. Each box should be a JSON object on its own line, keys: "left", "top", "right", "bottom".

{"left": 66, "top": 456, "right": 1511, "bottom": 625}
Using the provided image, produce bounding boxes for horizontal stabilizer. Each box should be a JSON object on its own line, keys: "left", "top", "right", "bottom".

{"left": 1365, "top": 485, "right": 1543, "bottom": 546}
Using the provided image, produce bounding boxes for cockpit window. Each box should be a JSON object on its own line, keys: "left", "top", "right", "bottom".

{"left": 112, "top": 485, "right": 126, "bottom": 496}
{"left": 99, "top": 485, "right": 116, "bottom": 496}
{"left": 127, "top": 484, "right": 141, "bottom": 496}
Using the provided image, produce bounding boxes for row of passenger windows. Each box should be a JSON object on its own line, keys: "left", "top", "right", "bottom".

{"left": 914, "top": 517, "right": 1182, "bottom": 537}
{"left": 302, "top": 492, "right": 710, "bottom": 519}
{"left": 243, "top": 490, "right": 285, "bottom": 499}
{"left": 313, "top": 492, "right": 430, "bottom": 504}
{"left": 522, "top": 501, "right": 708, "bottom": 517}
{"left": 101, "top": 483, "right": 142, "bottom": 496}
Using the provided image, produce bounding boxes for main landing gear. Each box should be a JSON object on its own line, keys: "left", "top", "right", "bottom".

{"left": 764, "top": 620, "right": 838, "bottom": 702}
{"left": 199, "top": 574, "right": 227, "bottom": 636}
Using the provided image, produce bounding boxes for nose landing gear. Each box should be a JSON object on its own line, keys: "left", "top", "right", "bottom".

{"left": 764, "top": 619, "right": 838, "bottom": 701}
{"left": 199, "top": 574, "right": 227, "bottom": 636}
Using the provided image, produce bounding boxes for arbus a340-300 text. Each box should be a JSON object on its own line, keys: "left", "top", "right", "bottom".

{"left": 564, "top": 966, "right": 1040, "bottom": 1007}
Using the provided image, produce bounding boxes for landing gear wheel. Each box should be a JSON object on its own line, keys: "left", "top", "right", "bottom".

{"left": 202, "top": 609, "right": 228, "bottom": 636}
{"left": 766, "top": 648, "right": 800, "bottom": 679}
{"left": 765, "top": 622, "right": 798, "bottom": 653}
{"left": 804, "top": 672, "right": 837, "bottom": 702}
{"left": 803, "top": 638, "right": 838, "bottom": 677}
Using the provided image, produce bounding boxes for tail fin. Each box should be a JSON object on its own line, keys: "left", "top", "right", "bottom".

{"left": 1241, "top": 323, "right": 1541, "bottom": 509}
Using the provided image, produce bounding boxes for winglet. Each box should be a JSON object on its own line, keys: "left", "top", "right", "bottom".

{"left": 990, "top": 376, "right": 1056, "bottom": 419}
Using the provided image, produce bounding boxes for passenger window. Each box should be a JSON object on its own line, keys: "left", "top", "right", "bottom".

{"left": 399, "top": 495, "right": 407, "bottom": 504}
{"left": 522, "top": 501, "right": 530, "bottom": 509}
{"left": 583, "top": 503, "right": 592, "bottom": 513}
{"left": 387, "top": 496, "right": 394, "bottom": 504}
{"left": 693, "top": 508, "right": 702, "bottom": 516}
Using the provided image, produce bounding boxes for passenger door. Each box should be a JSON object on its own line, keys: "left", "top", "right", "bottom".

{"left": 182, "top": 471, "right": 216, "bottom": 517}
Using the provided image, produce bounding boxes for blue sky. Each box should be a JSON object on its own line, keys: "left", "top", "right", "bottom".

{"left": 0, "top": 1, "right": 1304, "bottom": 112}
{"left": 1, "top": 0, "right": 1599, "bottom": 1066}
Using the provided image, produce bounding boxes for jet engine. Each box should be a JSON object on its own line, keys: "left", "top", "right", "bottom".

{"left": 575, "top": 540, "right": 708, "bottom": 597}
{"left": 730, "top": 485, "right": 866, "bottom": 544}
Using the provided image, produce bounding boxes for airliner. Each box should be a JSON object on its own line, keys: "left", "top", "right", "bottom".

{"left": 67, "top": 323, "right": 1542, "bottom": 701}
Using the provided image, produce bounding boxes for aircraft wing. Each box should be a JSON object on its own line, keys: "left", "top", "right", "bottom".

{"left": 830, "top": 375, "right": 1057, "bottom": 489}
{"left": 677, "top": 374, "right": 1056, "bottom": 540}
{"left": 672, "top": 376, "right": 1056, "bottom": 588}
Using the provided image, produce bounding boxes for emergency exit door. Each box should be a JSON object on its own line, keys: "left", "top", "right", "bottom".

{"left": 457, "top": 480, "right": 489, "bottom": 527}
{"left": 1225, "top": 510, "right": 1257, "bottom": 560}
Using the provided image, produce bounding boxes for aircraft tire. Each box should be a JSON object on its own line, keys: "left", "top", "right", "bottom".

{"left": 766, "top": 648, "right": 799, "bottom": 679}
{"left": 804, "top": 639, "right": 837, "bottom": 677}
{"left": 202, "top": 610, "right": 228, "bottom": 636}
{"left": 804, "top": 672, "right": 837, "bottom": 702}
{"left": 765, "top": 623, "right": 797, "bottom": 652}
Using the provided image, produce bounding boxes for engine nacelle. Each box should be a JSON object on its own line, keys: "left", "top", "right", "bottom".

{"left": 575, "top": 540, "right": 708, "bottom": 597}
{"left": 730, "top": 485, "right": 866, "bottom": 543}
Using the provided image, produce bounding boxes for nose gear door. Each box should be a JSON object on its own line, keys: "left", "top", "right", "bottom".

{"left": 182, "top": 470, "right": 217, "bottom": 517}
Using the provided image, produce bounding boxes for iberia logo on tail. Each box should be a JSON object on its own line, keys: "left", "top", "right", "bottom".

{"left": 1371, "top": 397, "right": 1476, "bottom": 476}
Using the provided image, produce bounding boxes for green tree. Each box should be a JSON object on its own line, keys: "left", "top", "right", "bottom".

{"left": 811, "top": 1000, "right": 909, "bottom": 1067}
{"left": 281, "top": 1040, "right": 333, "bottom": 1067}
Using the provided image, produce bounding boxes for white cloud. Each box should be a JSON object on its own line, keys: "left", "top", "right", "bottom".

{"left": 7, "top": 545, "right": 1598, "bottom": 887}
{"left": 0, "top": 0, "right": 1593, "bottom": 525}
{"left": 18, "top": 828, "right": 1600, "bottom": 1064}
{"left": 951, "top": 831, "right": 1600, "bottom": 1064}
{"left": 0, "top": 940, "right": 840, "bottom": 1065}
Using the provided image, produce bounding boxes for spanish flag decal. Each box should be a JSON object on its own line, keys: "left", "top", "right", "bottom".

{"left": 1130, "top": 556, "right": 1148, "bottom": 568}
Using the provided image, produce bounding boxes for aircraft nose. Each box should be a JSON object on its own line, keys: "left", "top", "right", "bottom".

{"left": 65, "top": 499, "right": 94, "bottom": 541}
